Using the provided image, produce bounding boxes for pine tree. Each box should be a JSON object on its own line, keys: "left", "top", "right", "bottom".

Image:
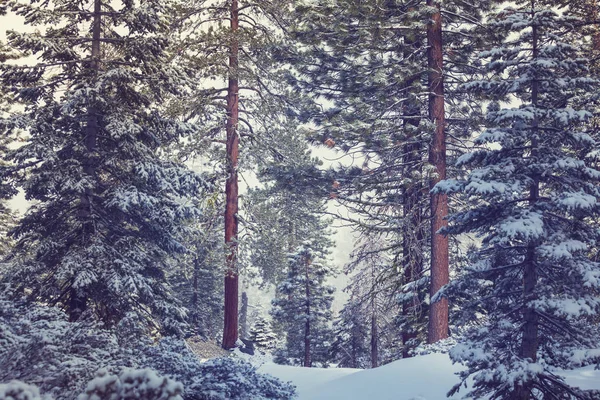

{"left": 243, "top": 124, "right": 333, "bottom": 288}
{"left": 0, "top": 38, "right": 19, "bottom": 266}
{"left": 289, "top": 0, "right": 496, "bottom": 349}
{"left": 0, "top": 201, "right": 15, "bottom": 263}
{"left": 0, "top": 0, "right": 205, "bottom": 332}
{"left": 249, "top": 315, "right": 278, "bottom": 353}
{"left": 337, "top": 237, "right": 394, "bottom": 366}
{"left": 439, "top": 2, "right": 600, "bottom": 398}
{"left": 169, "top": 202, "right": 224, "bottom": 339}
{"left": 330, "top": 299, "right": 370, "bottom": 369}
{"left": 172, "top": 0, "right": 308, "bottom": 349}
{"left": 271, "top": 240, "right": 335, "bottom": 367}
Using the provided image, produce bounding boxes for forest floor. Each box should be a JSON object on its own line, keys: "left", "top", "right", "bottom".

{"left": 253, "top": 353, "right": 600, "bottom": 400}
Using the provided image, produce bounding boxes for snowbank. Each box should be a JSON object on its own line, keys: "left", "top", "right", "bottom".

{"left": 258, "top": 353, "right": 600, "bottom": 400}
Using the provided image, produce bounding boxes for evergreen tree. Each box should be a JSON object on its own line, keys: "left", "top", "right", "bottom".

{"left": 0, "top": 0, "right": 205, "bottom": 332}
{"left": 337, "top": 236, "right": 405, "bottom": 366}
{"left": 249, "top": 315, "right": 278, "bottom": 353}
{"left": 439, "top": 2, "right": 600, "bottom": 398}
{"left": 330, "top": 299, "right": 370, "bottom": 369}
{"left": 271, "top": 240, "right": 335, "bottom": 367}
{"left": 0, "top": 37, "right": 19, "bottom": 266}
{"left": 169, "top": 200, "right": 224, "bottom": 340}
{"left": 172, "top": 0, "right": 310, "bottom": 349}
{"left": 0, "top": 200, "right": 15, "bottom": 262}
{"left": 288, "top": 0, "right": 495, "bottom": 350}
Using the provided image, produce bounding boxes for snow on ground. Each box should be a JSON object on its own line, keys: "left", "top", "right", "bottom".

{"left": 258, "top": 362, "right": 358, "bottom": 397}
{"left": 257, "top": 353, "right": 600, "bottom": 400}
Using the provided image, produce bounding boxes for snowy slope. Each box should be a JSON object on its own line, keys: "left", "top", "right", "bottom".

{"left": 258, "top": 353, "right": 600, "bottom": 400}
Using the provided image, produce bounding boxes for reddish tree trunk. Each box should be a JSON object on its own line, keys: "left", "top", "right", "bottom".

{"left": 426, "top": 0, "right": 449, "bottom": 344}
{"left": 222, "top": 0, "right": 240, "bottom": 350}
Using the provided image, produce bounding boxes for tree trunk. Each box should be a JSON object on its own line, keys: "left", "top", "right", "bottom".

{"left": 70, "top": 0, "right": 102, "bottom": 322}
{"left": 517, "top": 4, "right": 540, "bottom": 398}
{"left": 191, "top": 256, "right": 199, "bottom": 325}
{"left": 401, "top": 38, "right": 424, "bottom": 355}
{"left": 222, "top": 0, "right": 240, "bottom": 350}
{"left": 401, "top": 136, "right": 424, "bottom": 357}
{"left": 240, "top": 291, "right": 248, "bottom": 339}
{"left": 304, "top": 254, "right": 312, "bottom": 367}
{"left": 191, "top": 248, "right": 207, "bottom": 330}
{"left": 370, "top": 293, "right": 378, "bottom": 368}
{"left": 427, "top": 0, "right": 449, "bottom": 345}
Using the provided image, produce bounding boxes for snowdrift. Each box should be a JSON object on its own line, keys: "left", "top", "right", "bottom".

{"left": 258, "top": 353, "right": 600, "bottom": 400}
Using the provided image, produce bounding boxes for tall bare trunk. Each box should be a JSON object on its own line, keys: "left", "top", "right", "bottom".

{"left": 401, "top": 144, "right": 424, "bottom": 356}
{"left": 240, "top": 291, "right": 248, "bottom": 339}
{"left": 191, "top": 248, "right": 206, "bottom": 329}
{"left": 304, "top": 255, "right": 312, "bottom": 367}
{"left": 401, "top": 47, "right": 424, "bottom": 355}
{"left": 516, "top": 4, "right": 540, "bottom": 398}
{"left": 70, "top": 0, "right": 102, "bottom": 322}
{"left": 426, "top": 0, "right": 449, "bottom": 344}
{"left": 370, "top": 291, "right": 378, "bottom": 368}
{"left": 222, "top": 0, "right": 240, "bottom": 350}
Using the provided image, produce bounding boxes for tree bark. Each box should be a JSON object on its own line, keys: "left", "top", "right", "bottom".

{"left": 70, "top": 0, "right": 102, "bottom": 322}
{"left": 516, "top": 4, "right": 540, "bottom": 398}
{"left": 426, "top": 0, "right": 449, "bottom": 345}
{"left": 222, "top": 0, "right": 240, "bottom": 350}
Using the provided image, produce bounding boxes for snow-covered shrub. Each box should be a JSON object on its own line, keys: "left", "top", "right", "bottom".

{"left": 78, "top": 369, "right": 183, "bottom": 400}
{"left": 0, "top": 297, "right": 293, "bottom": 400}
{"left": 143, "top": 337, "right": 296, "bottom": 400}
{"left": 0, "top": 381, "right": 44, "bottom": 400}
{"left": 193, "top": 358, "right": 295, "bottom": 400}
{"left": 0, "top": 297, "right": 135, "bottom": 399}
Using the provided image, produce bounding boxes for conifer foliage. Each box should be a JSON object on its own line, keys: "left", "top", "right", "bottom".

{"left": 0, "top": 0, "right": 205, "bottom": 332}
{"left": 271, "top": 242, "right": 335, "bottom": 367}
{"left": 249, "top": 316, "right": 278, "bottom": 353}
{"left": 439, "top": 2, "right": 600, "bottom": 398}
{"left": 331, "top": 299, "right": 371, "bottom": 369}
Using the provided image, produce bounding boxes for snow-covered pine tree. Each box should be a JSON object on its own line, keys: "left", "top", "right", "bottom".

{"left": 169, "top": 202, "right": 224, "bottom": 339}
{"left": 289, "top": 0, "right": 496, "bottom": 350}
{"left": 171, "top": 0, "right": 312, "bottom": 349}
{"left": 271, "top": 240, "right": 335, "bottom": 367}
{"left": 0, "top": 0, "right": 205, "bottom": 332}
{"left": 439, "top": 2, "right": 600, "bottom": 398}
{"left": 249, "top": 315, "right": 278, "bottom": 353}
{"left": 0, "top": 140, "right": 16, "bottom": 264}
{"left": 0, "top": 39, "right": 18, "bottom": 266}
{"left": 334, "top": 236, "right": 404, "bottom": 366}
{"left": 243, "top": 123, "right": 333, "bottom": 288}
{"left": 330, "top": 298, "right": 370, "bottom": 369}
{"left": 243, "top": 127, "right": 335, "bottom": 364}
{"left": 0, "top": 200, "right": 15, "bottom": 263}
